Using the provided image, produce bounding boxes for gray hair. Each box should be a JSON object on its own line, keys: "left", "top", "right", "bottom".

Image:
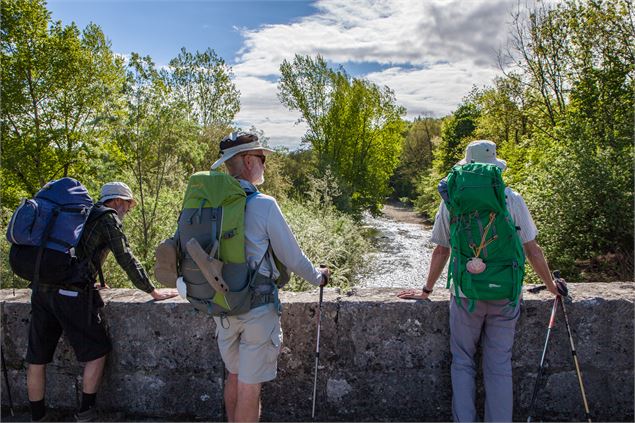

{"left": 224, "top": 154, "right": 245, "bottom": 178}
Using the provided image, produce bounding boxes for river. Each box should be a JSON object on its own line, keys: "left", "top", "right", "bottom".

{"left": 355, "top": 204, "right": 447, "bottom": 289}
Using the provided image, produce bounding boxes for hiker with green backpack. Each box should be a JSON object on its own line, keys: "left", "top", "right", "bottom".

{"left": 398, "top": 140, "right": 565, "bottom": 422}
{"left": 160, "top": 131, "right": 330, "bottom": 422}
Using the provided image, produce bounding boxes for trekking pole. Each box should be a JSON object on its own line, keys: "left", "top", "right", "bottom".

{"left": 311, "top": 285, "right": 324, "bottom": 420}
{"left": 1, "top": 348, "right": 14, "bottom": 416}
{"left": 526, "top": 295, "right": 559, "bottom": 422}
{"left": 554, "top": 271, "right": 592, "bottom": 423}
{"left": 311, "top": 266, "right": 328, "bottom": 420}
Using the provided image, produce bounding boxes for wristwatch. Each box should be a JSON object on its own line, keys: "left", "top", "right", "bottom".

{"left": 422, "top": 286, "right": 433, "bottom": 294}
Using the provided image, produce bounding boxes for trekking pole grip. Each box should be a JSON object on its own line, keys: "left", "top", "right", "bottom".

{"left": 552, "top": 270, "right": 569, "bottom": 297}
{"left": 319, "top": 264, "right": 329, "bottom": 287}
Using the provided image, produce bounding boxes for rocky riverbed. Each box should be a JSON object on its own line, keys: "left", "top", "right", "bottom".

{"left": 356, "top": 202, "right": 447, "bottom": 290}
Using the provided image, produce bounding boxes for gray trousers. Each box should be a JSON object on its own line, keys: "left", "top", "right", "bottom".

{"left": 450, "top": 296, "right": 521, "bottom": 422}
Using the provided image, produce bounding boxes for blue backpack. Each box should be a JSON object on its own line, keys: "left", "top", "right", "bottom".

{"left": 6, "top": 178, "right": 112, "bottom": 287}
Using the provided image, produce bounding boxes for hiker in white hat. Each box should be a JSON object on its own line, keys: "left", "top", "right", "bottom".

{"left": 210, "top": 130, "right": 330, "bottom": 422}
{"left": 26, "top": 181, "right": 177, "bottom": 422}
{"left": 99, "top": 181, "right": 137, "bottom": 218}
{"left": 210, "top": 131, "right": 274, "bottom": 171}
{"left": 398, "top": 140, "right": 565, "bottom": 422}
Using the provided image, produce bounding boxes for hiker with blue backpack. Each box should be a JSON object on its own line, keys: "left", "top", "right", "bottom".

{"left": 398, "top": 140, "right": 566, "bottom": 422}
{"left": 7, "top": 180, "right": 177, "bottom": 422}
{"left": 162, "top": 131, "right": 330, "bottom": 422}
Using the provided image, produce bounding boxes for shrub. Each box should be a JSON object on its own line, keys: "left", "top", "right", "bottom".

{"left": 279, "top": 198, "right": 371, "bottom": 291}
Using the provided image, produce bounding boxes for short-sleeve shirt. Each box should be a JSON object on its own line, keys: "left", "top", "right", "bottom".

{"left": 430, "top": 187, "right": 538, "bottom": 247}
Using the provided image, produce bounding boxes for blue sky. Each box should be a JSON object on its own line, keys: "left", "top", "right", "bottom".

{"left": 47, "top": 0, "right": 520, "bottom": 149}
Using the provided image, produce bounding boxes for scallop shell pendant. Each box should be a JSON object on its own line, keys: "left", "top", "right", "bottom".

{"left": 466, "top": 257, "right": 486, "bottom": 274}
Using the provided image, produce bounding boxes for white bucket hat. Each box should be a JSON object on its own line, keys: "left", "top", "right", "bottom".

{"left": 458, "top": 140, "right": 507, "bottom": 170}
{"left": 99, "top": 181, "right": 137, "bottom": 207}
{"left": 211, "top": 131, "right": 274, "bottom": 170}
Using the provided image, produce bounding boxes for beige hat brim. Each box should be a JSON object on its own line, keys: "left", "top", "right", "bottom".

{"left": 211, "top": 141, "right": 274, "bottom": 170}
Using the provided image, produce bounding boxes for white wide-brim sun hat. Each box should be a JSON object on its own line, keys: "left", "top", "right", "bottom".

{"left": 457, "top": 140, "right": 507, "bottom": 170}
{"left": 211, "top": 132, "right": 274, "bottom": 170}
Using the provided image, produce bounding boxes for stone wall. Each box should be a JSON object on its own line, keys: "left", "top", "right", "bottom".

{"left": 1, "top": 283, "right": 633, "bottom": 421}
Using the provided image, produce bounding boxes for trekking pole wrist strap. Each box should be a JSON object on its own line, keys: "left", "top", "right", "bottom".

{"left": 422, "top": 286, "right": 433, "bottom": 294}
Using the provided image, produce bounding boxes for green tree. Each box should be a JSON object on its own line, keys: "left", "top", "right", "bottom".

{"left": 1, "top": 0, "right": 125, "bottom": 206}
{"left": 413, "top": 96, "right": 480, "bottom": 218}
{"left": 168, "top": 47, "right": 240, "bottom": 170}
{"left": 278, "top": 54, "right": 405, "bottom": 213}
{"left": 391, "top": 117, "right": 441, "bottom": 200}
{"left": 106, "top": 54, "right": 198, "bottom": 269}
{"left": 501, "top": 0, "right": 634, "bottom": 278}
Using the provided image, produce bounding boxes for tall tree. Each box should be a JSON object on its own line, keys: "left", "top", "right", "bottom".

{"left": 169, "top": 47, "right": 240, "bottom": 128}
{"left": 1, "top": 0, "right": 125, "bottom": 205}
{"left": 391, "top": 117, "right": 441, "bottom": 200}
{"left": 500, "top": 0, "right": 634, "bottom": 277}
{"left": 109, "top": 53, "right": 198, "bottom": 264}
{"left": 278, "top": 54, "right": 405, "bottom": 213}
{"left": 168, "top": 47, "right": 240, "bottom": 169}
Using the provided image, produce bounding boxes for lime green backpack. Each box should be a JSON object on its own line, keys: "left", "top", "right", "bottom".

{"left": 443, "top": 163, "right": 525, "bottom": 311}
{"left": 176, "top": 171, "right": 276, "bottom": 316}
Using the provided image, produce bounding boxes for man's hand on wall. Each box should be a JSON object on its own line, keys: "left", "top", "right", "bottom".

{"left": 397, "top": 288, "right": 431, "bottom": 300}
{"left": 150, "top": 288, "right": 179, "bottom": 301}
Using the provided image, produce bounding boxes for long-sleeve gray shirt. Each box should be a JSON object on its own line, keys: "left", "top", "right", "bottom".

{"left": 240, "top": 180, "right": 323, "bottom": 286}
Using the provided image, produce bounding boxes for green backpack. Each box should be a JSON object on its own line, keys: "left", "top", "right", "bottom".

{"left": 175, "top": 171, "right": 277, "bottom": 316}
{"left": 443, "top": 163, "right": 525, "bottom": 311}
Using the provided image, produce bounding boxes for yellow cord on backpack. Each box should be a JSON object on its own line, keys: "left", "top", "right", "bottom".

{"left": 469, "top": 212, "right": 498, "bottom": 258}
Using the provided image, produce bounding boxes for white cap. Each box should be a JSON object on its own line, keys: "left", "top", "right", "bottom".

{"left": 99, "top": 182, "right": 137, "bottom": 207}
{"left": 211, "top": 131, "right": 274, "bottom": 170}
{"left": 458, "top": 140, "right": 507, "bottom": 170}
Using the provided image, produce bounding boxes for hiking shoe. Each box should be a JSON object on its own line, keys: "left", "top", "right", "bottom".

{"left": 74, "top": 407, "right": 98, "bottom": 422}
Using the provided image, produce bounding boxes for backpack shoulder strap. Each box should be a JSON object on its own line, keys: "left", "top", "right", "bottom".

{"left": 85, "top": 204, "right": 117, "bottom": 287}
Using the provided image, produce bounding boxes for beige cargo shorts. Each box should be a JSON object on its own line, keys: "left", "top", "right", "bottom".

{"left": 213, "top": 303, "right": 282, "bottom": 384}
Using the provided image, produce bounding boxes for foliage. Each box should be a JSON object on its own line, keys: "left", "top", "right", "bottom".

{"left": 168, "top": 47, "right": 240, "bottom": 169}
{"left": 168, "top": 47, "right": 240, "bottom": 128}
{"left": 391, "top": 117, "right": 441, "bottom": 201}
{"left": 260, "top": 150, "right": 294, "bottom": 201}
{"left": 0, "top": 0, "right": 376, "bottom": 295}
{"left": 411, "top": 0, "right": 634, "bottom": 280}
{"left": 280, "top": 199, "right": 371, "bottom": 292}
{"left": 1, "top": 0, "right": 125, "bottom": 206}
{"left": 278, "top": 54, "right": 406, "bottom": 214}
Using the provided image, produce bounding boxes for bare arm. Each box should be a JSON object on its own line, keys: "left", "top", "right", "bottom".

{"left": 398, "top": 245, "right": 450, "bottom": 300}
{"left": 523, "top": 240, "right": 559, "bottom": 296}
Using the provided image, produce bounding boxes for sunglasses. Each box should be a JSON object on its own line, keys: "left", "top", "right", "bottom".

{"left": 243, "top": 154, "right": 266, "bottom": 164}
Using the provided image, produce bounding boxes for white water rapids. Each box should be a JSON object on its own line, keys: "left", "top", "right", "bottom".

{"left": 355, "top": 208, "right": 448, "bottom": 289}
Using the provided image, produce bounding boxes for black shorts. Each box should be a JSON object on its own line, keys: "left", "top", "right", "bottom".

{"left": 26, "top": 287, "right": 112, "bottom": 364}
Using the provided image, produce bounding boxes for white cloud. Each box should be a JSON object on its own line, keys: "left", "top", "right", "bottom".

{"left": 233, "top": 76, "right": 308, "bottom": 149}
{"left": 365, "top": 62, "right": 502, "bottom": 118}
{"left": 233, "top": 0, "right": 519, "bottom": 148}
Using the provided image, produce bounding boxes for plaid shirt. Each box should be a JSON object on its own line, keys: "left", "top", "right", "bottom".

{"left": 77, "top": 208, "right": 155, "bottom": 293}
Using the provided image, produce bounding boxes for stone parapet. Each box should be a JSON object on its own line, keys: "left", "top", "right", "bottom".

{"left": 1, "top": 283, "right": 633, "bottom": 421}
